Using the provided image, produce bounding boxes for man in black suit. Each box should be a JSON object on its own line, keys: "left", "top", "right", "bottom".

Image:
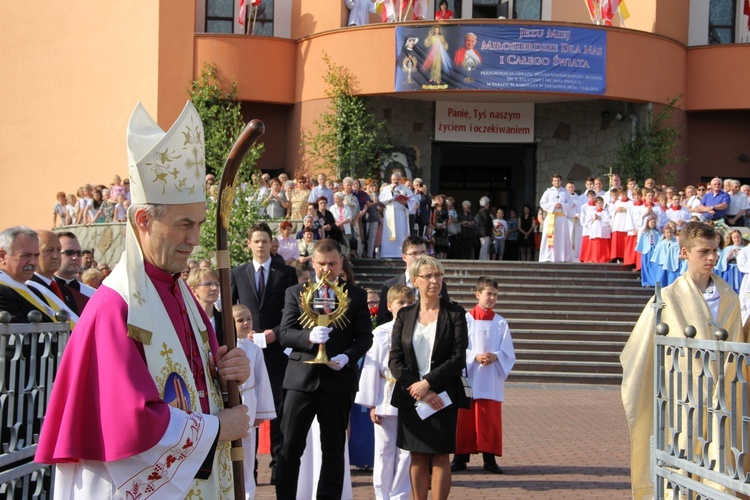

{"left": 376, "top": 235, "right": 450, "bottom": 325}
{"left": 27, "top": 230, "right": 79, "bottom": 318}
{"left": 413, "top": 178, "right": 432, "bottom": 238}
{"left": 275, "top": 238, "right": 373, "bottom": 500}
{"left": 230, "top": 222, "right": 296, "bottom": 484}
{"left": 0, "top": 226, "right": 53, "bottom": 323}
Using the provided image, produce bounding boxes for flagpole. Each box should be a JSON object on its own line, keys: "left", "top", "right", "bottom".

{"left": 401, "top": 0, "right": 414, "bottom": 22}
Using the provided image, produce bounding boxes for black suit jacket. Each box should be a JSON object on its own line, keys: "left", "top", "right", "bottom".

{"left": 54, "top": 276, "right": 89, "bottom": 314}
{"left": 30, "top": 274, "right": 78, "bottom": 314}
{"left": 279, "top": 279, "right": 373, "bottom": 394}
{"left": 0, "top": 284, "right": 53, "bottom": 323}
{"left": 376, "top": 273, "right": 450, "bottom": 326}
{"left": 388, "top": 299, "right": 467, "bottom": 409}
{"left": 231, "top": 260, "right": 297, "bottom": 368}
{"left": 417, "top": 192, "right": 432, "bottom": 225}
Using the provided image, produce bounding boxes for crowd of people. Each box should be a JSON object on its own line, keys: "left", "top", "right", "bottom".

{"left": 533, "top": 173, "right": 750, "bottom": 292}
{"left": 53, "top": 171, "right": 750, "bottom": 283}
{"left": 18, "top": 101, "right": 521, "bottom": 500}
{"left": 28, "top": 97, "right": 750, "bottom": 499}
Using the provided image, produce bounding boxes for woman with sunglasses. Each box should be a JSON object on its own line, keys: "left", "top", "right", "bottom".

{"left": 389, "top": 255, "right": 467, "bottom": 500}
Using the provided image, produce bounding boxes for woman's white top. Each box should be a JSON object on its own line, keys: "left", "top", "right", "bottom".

{"left": 413, "top": 316, "right": 437, "bottom": 378}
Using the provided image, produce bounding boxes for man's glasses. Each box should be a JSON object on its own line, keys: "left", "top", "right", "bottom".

{"left": 61, "top": 250, "right": 83, "bottom": 257}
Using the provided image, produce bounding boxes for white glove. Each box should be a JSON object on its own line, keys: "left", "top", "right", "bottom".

{"left": 308, "top": 326, "right": 332, "bottom": 345}
{"left": 328, "top": 354, "right": 349, "bottom": 371}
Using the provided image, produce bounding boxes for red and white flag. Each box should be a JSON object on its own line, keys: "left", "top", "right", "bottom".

{"left": 239, "top": 0, "right": 247, "bottom": 25}
{"left": 239, "top": 0, "right": 261, "bottom": 26}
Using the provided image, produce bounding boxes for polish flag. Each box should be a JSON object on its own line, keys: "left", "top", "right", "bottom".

{"left": 239, "top": 0, "right": 261, "bottom": 25}
{"left": 602, "top": 0, "right": 630, "bottom": 25}
{"left": 239, "top": 0, "right": 247, "bottom": 25}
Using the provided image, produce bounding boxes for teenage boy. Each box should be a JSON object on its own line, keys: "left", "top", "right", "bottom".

{"left": 621, "top": 221, "right": 748, "bottom": 499}
{"left": 453, "top": 277, "right": 516, "bottom": 474}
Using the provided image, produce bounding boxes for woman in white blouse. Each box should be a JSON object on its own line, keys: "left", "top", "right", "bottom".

{"left": 389, "top": 256, "right": 467, "bottom": 500}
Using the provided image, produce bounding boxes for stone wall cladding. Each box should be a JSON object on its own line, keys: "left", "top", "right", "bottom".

{"left": 534, "top": 100, "right": 641, "bottom": 195}
{"left": 369, "top": 97, "right": 641, "bottom": 202}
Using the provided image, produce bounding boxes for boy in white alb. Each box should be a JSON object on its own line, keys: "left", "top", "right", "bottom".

{"left": 232, "top": 305, "right": 277, "bottom": 500}
{"left": 356, "top": 285, "right": 414, "bottom": 500}
{"left": 453, "top": 277, "right": 516, "bottom": 473}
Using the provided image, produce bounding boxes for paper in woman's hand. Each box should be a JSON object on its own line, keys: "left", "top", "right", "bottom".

{"left": 415, "top": 391, "right": 452, "bottom": 420}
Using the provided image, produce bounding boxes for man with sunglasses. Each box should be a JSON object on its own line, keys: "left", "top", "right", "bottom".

{"left": 55, "top": 231, "right": 95, "bottom": 310}
{"left": 376, "top": 235, "right": 450, "bottom": 325}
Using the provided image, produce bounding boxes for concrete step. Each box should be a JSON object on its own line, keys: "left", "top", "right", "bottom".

{"left": 515, "top": 358, "right": 623, "bottom": 374}
{"left": 514, "top": 338, "right": 627, "bottom": 352}
{"left": 508, "top": 370, "right": 622, "bottom": 385}
{"left": 508, "top": 319, "right": 635, "bottom": 333}
{"left": 511, "top": 328, "right": 631, "bottom": 342}
{"left": 452, "top": 299, "right": 644, "bottom": 313}
{"left": 450, "top": 305, "right": 640, "bottom": 321}
{"left": 515, "top": 349, "right": 622, "bottom": 363}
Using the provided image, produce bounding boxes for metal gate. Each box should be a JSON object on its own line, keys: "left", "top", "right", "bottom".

{"left": 653, "top": 287, "right": 750, "bottom": 498}
{"left": 0, "top": 321, "right": 71, "bottom": 499}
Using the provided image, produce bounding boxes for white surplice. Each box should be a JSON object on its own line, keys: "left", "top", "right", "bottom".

{"left": 464, "top": 313, "right": 515, "bottom": 402}
{"left": 238, "top": 338, "right": 277, "bottom": 500}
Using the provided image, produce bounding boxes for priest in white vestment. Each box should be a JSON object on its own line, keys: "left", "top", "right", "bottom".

{"left": 379, "top": 172, "right": 413, "bottom": 258}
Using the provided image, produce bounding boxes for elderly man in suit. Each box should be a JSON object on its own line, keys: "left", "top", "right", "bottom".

{"left": 0, "top": 226, "right": 55, "bottom": 323}
{"left": 231, "top": 222, "right": 297, "bottom": 484}
{"left": 376, "top": 235, "right": 450, "bottom": 326}
{"left": 275, "top": 238, "right": 373, "bottom": 499}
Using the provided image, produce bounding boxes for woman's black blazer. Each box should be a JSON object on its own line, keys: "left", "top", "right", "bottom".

{"left": 388, "top": 299, "right": 468, "bottom": 409}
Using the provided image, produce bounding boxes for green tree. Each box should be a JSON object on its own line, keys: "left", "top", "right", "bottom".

{"left": 303, "top": 54, "right": 390, "bottom": 179}
{"left": 189, "top": 63, "right": 265, "bottom": 265}
{"left": 608, "top": 97, "right": 687, "bottom": 185}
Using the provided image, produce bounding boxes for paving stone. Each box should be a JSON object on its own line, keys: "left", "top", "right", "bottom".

{"left": 254, "top": 382, "right": 631, "bottom": 498}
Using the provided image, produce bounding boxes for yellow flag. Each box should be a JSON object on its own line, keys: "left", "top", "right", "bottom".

{"left": 619, "top": 0, "right": 631, "bottom": 20}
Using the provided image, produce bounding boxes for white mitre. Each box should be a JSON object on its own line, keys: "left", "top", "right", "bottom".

{"left": 127, "top": 101, "right": 206, "bottom": 205}
{"left": 106, "top": 101, "right": 208, "bottom": 345}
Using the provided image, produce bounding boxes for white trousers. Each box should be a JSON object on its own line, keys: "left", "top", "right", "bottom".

{"left": 373, "top": 415, "right": 411, "bottom": 500}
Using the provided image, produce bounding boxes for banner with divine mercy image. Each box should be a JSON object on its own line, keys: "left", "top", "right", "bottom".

{"left": 395, "top": 24, "right": 606, "bottom": 94}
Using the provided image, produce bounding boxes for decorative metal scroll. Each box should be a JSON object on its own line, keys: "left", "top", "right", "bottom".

{"left": 0, "top": 321, "right": 71, "bottom": 499}
{"left": 653, "top": 285, "right": 750, "bottom": 498}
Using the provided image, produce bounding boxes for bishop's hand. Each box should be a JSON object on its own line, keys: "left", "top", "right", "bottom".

{"left": 217, "top": 345, "right": 250, "bottom": 385}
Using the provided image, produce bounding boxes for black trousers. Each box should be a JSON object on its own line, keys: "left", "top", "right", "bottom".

{"left": 267, "top": 365, "right": 286, "bottom": 469}
{"left": 275, "top": 389, "right": 353, "bottom": 500}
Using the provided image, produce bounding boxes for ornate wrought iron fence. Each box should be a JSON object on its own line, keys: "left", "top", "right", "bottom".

{"left": 0, "top": 319, "right": 71, "bottom": 499}
{"left": 653, "top": 286, "right": 750, "bottom": 498}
